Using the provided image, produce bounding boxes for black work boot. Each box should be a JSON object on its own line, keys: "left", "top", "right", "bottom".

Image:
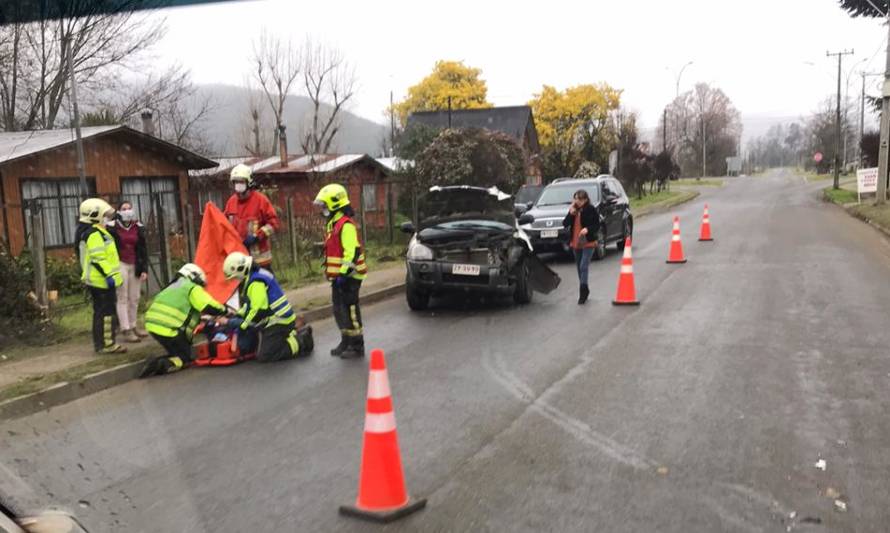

{"left": 578, "top": 284, "right": 590, "bottom": 305}
{"left": 330, "top": 337, "right": 347, "bottom": 357}
{"left": 138, "top": 357, "right": 162, "bottom": 379}
{"left": 339, "top": 336, "right": 365, "bottom": 359}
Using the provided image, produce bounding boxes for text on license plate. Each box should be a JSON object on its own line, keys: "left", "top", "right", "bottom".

{"left": 452, "top": 264, "right": 481, "bottom": 276}
{"left": 541, "top": 229, "right": 559, "bottom": 238}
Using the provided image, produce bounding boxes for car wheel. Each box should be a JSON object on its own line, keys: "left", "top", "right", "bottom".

{"left": 513, "top": 259, "right": 533, "bottom": 304}
{"left": 616, "top": 218, "right": 632, "bottom": 250}
{"left": 406, "top": 284, "right": 430, "bottom": 311}
{"left": 592, "top": 228, "right": 606, "bottom": 261}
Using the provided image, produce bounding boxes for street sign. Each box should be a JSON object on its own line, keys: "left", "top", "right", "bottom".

{"left": 814, "top": 152, "right": 823, "bottom": 163}
{"left": 857, "top": 167, "right": 878, "bottom": 203}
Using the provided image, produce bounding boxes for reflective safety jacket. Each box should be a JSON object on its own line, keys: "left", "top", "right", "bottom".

{"left": 145, "top": 277, "right": 226, "bottom": 338}
{"left": 238, "top": 267, "right": 295, "bottom": 329}
{"left": 75, "top": 222, "right": 122, "bottom": 289}
{"left": 224, "top": 190, "right": 280, "bottom": 267}
{"left": 324, "top": 212, "right": 367, "bottom": 281}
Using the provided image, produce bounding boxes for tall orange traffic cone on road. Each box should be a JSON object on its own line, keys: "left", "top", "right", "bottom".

{"left": 698, "top": 204, "right": 713, "bottom": 242}
{"left": 612, "top": 237, "right": 639, "bottom": 306}
{"left": 666, "top": 216, "right": 687, "bottom": 264}
{"left": 340, "top": 349, "right": 426, "bottom": 523}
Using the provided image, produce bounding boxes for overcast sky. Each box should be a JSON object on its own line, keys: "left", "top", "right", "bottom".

{"left": 151, "top": 0, "right": 886, "bottom": 140}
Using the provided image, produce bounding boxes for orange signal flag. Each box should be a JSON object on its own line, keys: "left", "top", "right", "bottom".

{"left": 194, "top": 202, "right": 247, "bottom": 304}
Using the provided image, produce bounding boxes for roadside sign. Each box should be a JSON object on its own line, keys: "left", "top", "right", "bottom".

{"left": 857, "top": 167, "right": 878, "bottom": 203}
{"left": 814, "top": 152, "right": 823, "bottom": 163}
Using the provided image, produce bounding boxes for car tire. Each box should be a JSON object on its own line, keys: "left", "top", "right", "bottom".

{"left": 406, "top": 284, "right": 430, "bottom": 311}
{"left": 513, "top": 259, "right": 533, "bottom": 305}
{"left": 592, "top": 228, "right": 606, "bottom": 261}
{"left": 616, "top": 217, "right": 632, "bottom": 251}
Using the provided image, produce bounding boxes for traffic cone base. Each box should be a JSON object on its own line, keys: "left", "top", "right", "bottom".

{"left": 666, "top": 259, "right": 687, "bottom": 264}
{"left": 341, "top": 348, "right": 426, "bottom": 523}
{"left": 612, "top": 299, "right": 640, "bottom": 306}
{"left": 339, "top": 498, "right": 427, "bottom": 523}
{"left": 699, "top": 237, "right": 713, "bottom": 242}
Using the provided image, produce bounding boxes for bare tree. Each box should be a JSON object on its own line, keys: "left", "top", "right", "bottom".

{"left": 251, "top": 30, "right": 301, "bottom": 155}
{"left": 299, "top": 39, "right": 357, "bottom": 155}
{"left": 239, "top": 79, "right": 272, "bottom": 157}
{"left": 0, "top": 0, "right": 165, "bottom": 131}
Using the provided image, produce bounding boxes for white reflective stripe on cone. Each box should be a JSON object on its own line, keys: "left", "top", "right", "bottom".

{"left": 672, "top": 235, "right": 681, "bottom": 241}
{"left": 621, "top": 265, "right": 634, "bottom": 274}
{"left": 367, "top": 370, "right": 391, "bottom": 400}
{"left": 364, "top": 412, "right": 397, "bottom": 434}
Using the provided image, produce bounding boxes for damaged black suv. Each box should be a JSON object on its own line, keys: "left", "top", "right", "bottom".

{"left": 400, "top": 186, "right": 560, "bottom": 311}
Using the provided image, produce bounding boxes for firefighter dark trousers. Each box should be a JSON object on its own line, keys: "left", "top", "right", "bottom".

{"left": 150, "top": 331, "right": 193, "bottom": 364}
{"left": 89, "top": 286, "right": 118, "bottom": 351}
{"left": 332, "top": 278, "right": 363, "bottom": 344}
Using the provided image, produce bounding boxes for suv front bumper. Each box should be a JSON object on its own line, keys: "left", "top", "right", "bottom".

{"left": 406, "top": 260, "right": 514, "bottom": 294}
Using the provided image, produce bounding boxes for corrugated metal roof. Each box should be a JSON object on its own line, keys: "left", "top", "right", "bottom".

{"left": 376, "top": 157, "right": 412, "bottom": 172}
{"left": 309, "top": 154, "right": 364, "bottom": 173}
{"left": 189, "top": 156, "right": 256, "bottom": 177}
{"left": 0, "top": 125, "right": 121, "bottom": 165}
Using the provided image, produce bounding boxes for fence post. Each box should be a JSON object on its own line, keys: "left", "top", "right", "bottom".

{"left": 358, "top": 182, "right": 367, "bottom": 245}
{"left": 27, "top": 201, "right": 48, "bottom": 309}
{"left": 287, "top": 197, "right": 297, "bottom": 265}
{"left": 185, "top": 203, "right": 197, "bottom": 262}
{"left": 386, "top": 181, "right": 394, "bottom": 244}
{"left": 154, "top": 193, "right": 171, "bottom": 285}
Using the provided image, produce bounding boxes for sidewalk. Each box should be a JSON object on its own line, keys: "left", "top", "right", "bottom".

{"left": 0, "top": 263, "right": 406, "bottom": 396}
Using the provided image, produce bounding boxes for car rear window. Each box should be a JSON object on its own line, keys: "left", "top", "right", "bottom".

{"left": 535, "top": 185, "right": 600, "bottom": 207}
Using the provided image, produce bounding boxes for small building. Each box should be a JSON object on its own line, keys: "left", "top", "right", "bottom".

{"left": 406, "top": 105, "right": 542, "bottom": 184}
{"left": 0, "top": 125, "right": 217, "bottom": 256}
{"left": 190, "top": 152, "right": 396, "bottom": 230}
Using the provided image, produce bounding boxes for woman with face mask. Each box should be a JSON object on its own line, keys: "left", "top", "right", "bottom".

{"left": 109, "top": 201, "right": 149, "bottom": 343}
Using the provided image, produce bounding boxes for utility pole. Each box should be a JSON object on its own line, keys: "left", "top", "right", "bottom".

{"left": 389, "top": 90, "right": 395, "bottom": 157}
{"left": 828, "top": 49, "right": 854, "bottom": 190}
{"left": 861, "top": 71, "right": 884, "bottom": 166}
{"left": 64, "top": 36, "right": 88, "bottom": 200}
{"left": 877, "top": 7, "right": 890, "bottom": 204}
{"left": 701, "top": 114, "right": 706, "bottom": 178}
{"left": 447, "top": 96, "right": 453, "bottom": 128}
{"left": 663, "top": 108, "right": 668, "bottom": 152}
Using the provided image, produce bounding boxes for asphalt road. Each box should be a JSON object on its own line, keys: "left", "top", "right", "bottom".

{"left": 3, "top": 169, "right": 890, "bottom": 532}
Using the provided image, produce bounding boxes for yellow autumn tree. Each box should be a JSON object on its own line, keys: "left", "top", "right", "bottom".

{"left": 394, "top": 60, "right": 492, "bottom": 124}
{"left": 529, "top": 83, "right": 622, "bottom": 178}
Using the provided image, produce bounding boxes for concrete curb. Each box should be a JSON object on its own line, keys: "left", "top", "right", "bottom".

{"left": 633, "top": 190, "right": 701, "bottom": 220}
{"left": 0, "top": 282, "right": 407, "bottom": 422}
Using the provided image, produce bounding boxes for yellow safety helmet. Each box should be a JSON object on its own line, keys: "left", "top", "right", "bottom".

{"left": 223, "top": 251, "right": 253, "bottom": 280}
{"left": 177, "top": 263, "right": 207, "bottom": 286}
{"left": 313, "top": 183, "right": 350, "bottom": 212}
{"left": 79, "top": 198, "right": 115, "bottom": 224}
{"left": 230, "top": 163, "right": 253, "bottom": 186}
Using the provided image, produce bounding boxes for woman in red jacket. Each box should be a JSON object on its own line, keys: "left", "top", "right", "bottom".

{"left": 110, "top": 201, "right": 149, "bottom": 342}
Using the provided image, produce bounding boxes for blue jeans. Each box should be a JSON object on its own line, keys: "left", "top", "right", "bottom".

{"left": 574, "top": 247, "right": 594, "bottom": 285}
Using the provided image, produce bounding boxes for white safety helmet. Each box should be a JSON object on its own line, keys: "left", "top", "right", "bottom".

{"left": 230, "top": 164, "right": 253, "bottom": 187}
{"left": 178, "top": 263, "right": 207, "bottom": 286}
{"left": 79, "top": 198, "right": 115, "bottom": 224}
{"left": 223, "top": 251, "right": 253, "bottom": 280}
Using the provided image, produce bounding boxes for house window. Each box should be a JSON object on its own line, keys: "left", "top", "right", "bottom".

{"left": 362, "top": 183, "right": 377, "bottom": 212}
{"left": 196, "top": 189, "right": 226, "bottom": 214}
{"left": 121, "top": 177, "right": 181, "bottom": 231}
{"left": 22, "top": 178, "right": 96, "bottom": 247}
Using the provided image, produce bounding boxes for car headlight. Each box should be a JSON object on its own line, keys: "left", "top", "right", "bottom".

{"left": 407, "top": 237, "right": 434, "bottom": 261}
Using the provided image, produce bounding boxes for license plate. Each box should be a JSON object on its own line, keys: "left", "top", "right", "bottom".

{"left": 541, "top": 229, "right": 559, "bottom": 239}
{"left": 452, "top": 264, "right": 481, "bottom": 276}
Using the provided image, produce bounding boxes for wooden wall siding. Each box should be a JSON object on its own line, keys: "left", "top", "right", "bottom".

{"left": 1, "top": 134, "right": 192, "bottom": 255}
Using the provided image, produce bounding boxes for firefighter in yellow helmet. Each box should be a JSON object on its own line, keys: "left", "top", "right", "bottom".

{"left": 75, "top": 198, "right": 126, "bottom": 354}
{"left": 314, "top": 184, "right": 367, "bottom": 359}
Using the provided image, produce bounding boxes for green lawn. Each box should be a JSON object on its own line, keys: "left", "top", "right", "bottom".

{"left": 674, "top": 178, "right": 724, "bottom": 187}
{"left": 823, "top": 187, "right": 858, "bottom": 205}
{"left": 629, "top": 190, "right": 691, "bottom": 210}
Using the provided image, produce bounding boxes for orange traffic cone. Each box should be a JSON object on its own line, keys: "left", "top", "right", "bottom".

{"left": 666, "top": 216, "right": 687, "bottom": 264}
{"left": 340, "top": 349, "right": 426, "bottom": 523}
{"left": 699, "top": 204, "right": 713, "bottom": 241}
{"left": 612, "top": 237, "right": 639, "bottom": 306}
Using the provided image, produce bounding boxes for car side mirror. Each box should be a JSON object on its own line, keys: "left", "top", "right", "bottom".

{"left": 517, "top": 213, "right": 535, "bottom": 225}
{"left": 400, "top": 221, "right": 416, "bottom": 234}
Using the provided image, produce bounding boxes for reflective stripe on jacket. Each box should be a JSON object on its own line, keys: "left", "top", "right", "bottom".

{"left": 77, "top": 223, "right": 122, "bottom": 289}
{"left": 238, "top": 268, "right": 295, "bottom": 329}
{"left": 146, "top": 277, "right": 225, "bottom": 338}
{"left": 324, "top": 213, "right": 367, "bottom": 281}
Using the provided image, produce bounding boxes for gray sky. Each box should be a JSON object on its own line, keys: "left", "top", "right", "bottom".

{"left": 152, "top": 0, "right": 886, "bottom": 140}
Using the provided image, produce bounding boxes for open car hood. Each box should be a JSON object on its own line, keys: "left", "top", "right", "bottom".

{"left": 417, "top": 186, "right": 514, "bottom": 230}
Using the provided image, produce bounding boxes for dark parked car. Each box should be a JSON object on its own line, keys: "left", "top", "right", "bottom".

{"left": 401, "top": 186, "right": 560, "bottom": 311}
{"left": 519, "top": 175, "right": 633, "bottom": 259}
{"left": 514, "top": 184, "right": 544, "bottom": 215}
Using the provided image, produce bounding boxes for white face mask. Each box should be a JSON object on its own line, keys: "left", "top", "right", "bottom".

{"left": 234, "top": 182, "right": 248, "bottom": 194}
{"left": 119, "top": 209, "right": 136, "bottom": 222}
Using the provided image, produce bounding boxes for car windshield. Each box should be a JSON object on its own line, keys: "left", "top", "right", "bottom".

{"left": 535, "top": 185, "right": 600, "bottom": 206}
{"left": 3, "top": 2, "right": 889, "bottom": 533}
